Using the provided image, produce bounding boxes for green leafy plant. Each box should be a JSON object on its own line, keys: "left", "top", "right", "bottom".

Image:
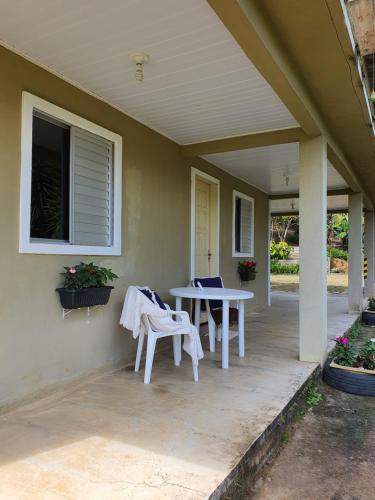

{"left": 347, "top": 322, "right": 362, "bottom": 341}
{"left": 332, "top": 214, "right": 349, "bottom": 249}
{"left": 332, "top": 336, "right": 355, "bottom": 367}
{"left": 61, "top": 262, "right": 118, "bottom": 289}
{"left": 367, "top": 298, "right": 375, "bottom": 312}
{"left": 270, "top": 241, "right": 292, "bottom": 260}
{"left": 305, "top": 386, "right": 323, "bottom": 407}
{"left": 357, "top": 339, "right": 375, "bottom": 371}
{"left": 327, "top": 247, "right": 348, "bottom": 261}
{"left": 270, "top": 262, "right": 299, "bottom": 275}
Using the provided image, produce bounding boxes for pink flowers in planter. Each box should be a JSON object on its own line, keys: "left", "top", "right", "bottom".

{"left": 68, "top": 267, "right": 76, "bottom": 274}
{"left": 335, "top": 336, "right": 349, "bottom": 346}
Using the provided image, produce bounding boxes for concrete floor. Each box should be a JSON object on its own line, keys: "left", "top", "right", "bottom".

{"left": 0, "top": 293, "right": 357, "bottom": 500}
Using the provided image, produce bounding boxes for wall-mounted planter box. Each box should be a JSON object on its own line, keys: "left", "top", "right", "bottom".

{"left": 362, "top": 310, "right": 375, "bottom": 327}
{"left": 238, "top": 270, "right": 256, "bottom": 282}
{"left": 323, "top": 358, "right": 375, "bottom": 396}
{"left": 56, "top": 286, "right": 114, "bottom": 309}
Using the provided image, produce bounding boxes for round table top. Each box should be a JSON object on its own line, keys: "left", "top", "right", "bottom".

{"left": 169, "top": 287, "right": 254, "bottom": 301}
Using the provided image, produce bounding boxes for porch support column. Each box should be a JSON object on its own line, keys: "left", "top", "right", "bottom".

{"left": 299, "top": 136, "right": 327, "bottom": 364}
{"left": 364, "top": 210, "right": 374, "bottom": 298}
{"left": 348, "top": 193, "right": 364, "bottom": 312}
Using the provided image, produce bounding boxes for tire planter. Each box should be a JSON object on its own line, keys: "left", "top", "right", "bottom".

{"left": 56, "top": 286, "right": 114, "bottom": 309}
{"left": 323, "top": 357, "right": 375, "bottom": 396}
{"left": 238, "top": 270, "right": 256, "bottom": 282}
{"left": 361, "top": 310, "right": 375, "bottom": 327}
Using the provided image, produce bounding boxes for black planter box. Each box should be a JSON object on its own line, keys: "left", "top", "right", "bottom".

{"left": 238, "top": 270, "right": 256, "bottom": 282}
{"left": 56, "top": 286, "right": 114, "bottom": 309}
{"left": 362, "top": 310, "right": 375, "bottom": 327}
{"left": 324, "top": 357, "right": 375, "bottom": 396}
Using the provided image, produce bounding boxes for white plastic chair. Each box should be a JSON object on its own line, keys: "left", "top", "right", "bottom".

{"left": 192, "top": 276, "right": 239, "bottom": 352}
{"left": 135, "top": 308, "right": 199, "bottom": 384}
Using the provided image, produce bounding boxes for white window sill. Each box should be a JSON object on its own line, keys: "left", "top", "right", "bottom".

{"left": 233, "top": 252, "right": 255, "bottom": 258}
{"left": 19, "top": 241, "right": 121, "bottom": 256}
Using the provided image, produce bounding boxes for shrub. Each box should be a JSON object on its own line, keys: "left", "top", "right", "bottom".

{"left": 367, "top": 297, "right": 375, "bottom": 312}
{"left": 271, "top": 262, "right": 299, "bottom": 274}
{"left": 270, "top": 241, "right": 292, "bottom": 260}
{"left": 327, "top": 247, "right": 348, "bottom": 261}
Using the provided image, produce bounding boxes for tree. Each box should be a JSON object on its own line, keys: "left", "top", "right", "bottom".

{"left": 271, "top": 215, "right": 299, "bottom": 243}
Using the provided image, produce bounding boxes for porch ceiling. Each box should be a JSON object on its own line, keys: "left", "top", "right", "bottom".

{"left": 0, "top": 0, "right": 296, "bottom": 145}
{"left": 271, "top": 194, "right": 349, "bottom": 215}
{"left": 202, "top": 142, "right": 348, "bottom": 195}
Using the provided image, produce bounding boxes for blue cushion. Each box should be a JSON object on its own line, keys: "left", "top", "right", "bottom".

{"left": 193, "top": 276, "right": 223, "bottom": 310}
{"left": 138, "top": 288, "right": 167, "bottom": 310}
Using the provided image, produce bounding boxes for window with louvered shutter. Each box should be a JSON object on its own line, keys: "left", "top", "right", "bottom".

{"left": 20, "top": 92, "right": 122, "bottom": 255}
{"left": 70, "top": 127, "right": 113, "bottom": 247}
{"left": 233, "top": 190, "right": 254, "bottom": 257}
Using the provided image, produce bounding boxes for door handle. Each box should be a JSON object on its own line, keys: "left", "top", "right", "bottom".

{"left": 208, "top": 251, "right": 212, "bottom": 261}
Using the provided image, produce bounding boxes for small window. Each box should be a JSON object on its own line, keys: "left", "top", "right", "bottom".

{"left": 20, "top": 93, "right": 122, "bottom": 255}
{"left": 232, "top": 190, "right": 254, "bottom": 257}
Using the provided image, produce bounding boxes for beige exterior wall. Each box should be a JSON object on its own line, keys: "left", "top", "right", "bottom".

{"left": 0, "top": 46, "right": 269, "bottom": 408}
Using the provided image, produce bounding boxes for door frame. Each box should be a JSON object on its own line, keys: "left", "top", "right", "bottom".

{"left": 190, "top": 167, "right": 220, "bottom": 280}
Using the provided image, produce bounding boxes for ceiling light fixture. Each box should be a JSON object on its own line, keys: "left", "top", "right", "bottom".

{"left": 129, "top": 52, "right": 149, "bottom": 82}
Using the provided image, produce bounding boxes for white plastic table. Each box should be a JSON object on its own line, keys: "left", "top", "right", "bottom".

{"left": 169, "top": 287, "right": 254, "bottom": 369}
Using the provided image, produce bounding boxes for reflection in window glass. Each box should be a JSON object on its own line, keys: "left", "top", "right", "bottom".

{"left": 30, "top": 116, "right": 70, "bottom": 240}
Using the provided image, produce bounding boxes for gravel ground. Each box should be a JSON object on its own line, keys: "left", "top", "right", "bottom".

{"left": 271, "top": 273, "right": 348, "bottom": 294}
{"left": 244, "top": 365, "right": 375, "bottom": 500}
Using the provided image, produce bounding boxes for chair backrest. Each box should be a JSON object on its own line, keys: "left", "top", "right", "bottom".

{"left": 138, "top": 287, "right": 167, "bottom": 310}
{"left": 192, "top": 276, "right": 223, "bottom": 310}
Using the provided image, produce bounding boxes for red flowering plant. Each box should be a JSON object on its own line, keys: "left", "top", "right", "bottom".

{"left": 61, "top": 262, "right": 118, "bottom": 289}
{"left": 238, "top": 260, "right": 256, "bottom": 273}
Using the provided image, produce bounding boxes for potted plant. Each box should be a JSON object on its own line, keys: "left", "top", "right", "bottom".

{"left": 323, "top": 324, "right": 375, "bottom": 396}
{"left": 362, "top": 298, "right": 375, "bottom": 327}
{"left": 238, "top": 260, "right": 256, "bottom": 282}
{"left": 56, "top": 262, "right": 118, "bottom": 309}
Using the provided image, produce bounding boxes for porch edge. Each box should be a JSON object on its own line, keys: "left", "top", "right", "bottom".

{"left": 208, "top": 364, "right": 322, "bottom": 500}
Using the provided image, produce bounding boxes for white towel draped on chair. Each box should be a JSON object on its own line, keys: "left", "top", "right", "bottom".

{"left": 120, "top": 286, "right": 203, "bottom": 366}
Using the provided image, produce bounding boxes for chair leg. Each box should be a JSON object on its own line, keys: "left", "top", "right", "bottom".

{"left": 135, "top": 331, "right": 144, "bottom": 372}
{"left": 172, "top": 335, "right": 181, "bottom": 366}
{"left": 217, "top": 325, "right": 222, "bottom": 342}
{"left": 192, "top": 361, "right": 199, "bottom": 382}
{"left": 144, "top": 332, "right": 157, "bottom": 384}
{"left": 207, "top": 314, "right": 216, "bottom": 352}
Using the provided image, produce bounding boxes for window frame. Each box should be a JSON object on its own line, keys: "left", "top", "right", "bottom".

{"left": 232, "top": 190, "right": 255, "bottom": 258}
{"left": 20, "top": 92, "right": 122, "bottom": 255}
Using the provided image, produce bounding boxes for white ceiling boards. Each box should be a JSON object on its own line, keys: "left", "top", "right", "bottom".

{"left": 0, "top": 0, "right": 296, "bottom": 144}
{"left": 0, "top": 0, "right": 350, "bottom": 204}
{"left": 202, "top": 143, "right": 348, "bottom": 195}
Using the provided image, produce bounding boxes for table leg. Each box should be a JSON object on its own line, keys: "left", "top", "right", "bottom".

{"left": 175, "top": 297, "right": 182, "bottom": 364}
{"left": 175, "top": 296, "right": 182, "bottom": 312}
{"left": 194, "top": 298, "right": 201, "bottom": 335}
{"left": 238, "top": 300, "right": 245, "bottom": 357}
{"left": 222, "top": 299, "right": 229, "bottom": 369}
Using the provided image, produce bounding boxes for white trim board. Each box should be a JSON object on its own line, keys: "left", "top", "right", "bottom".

{"left": 19, "top": 91, "right": 122, "bottom": 255}
{"left": 190, "top": 167, "right": 220, "bottom": 280}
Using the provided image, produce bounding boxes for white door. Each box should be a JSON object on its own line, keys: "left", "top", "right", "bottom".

{"left": 195, "top": 178, "right": 212, "bottom": 277}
